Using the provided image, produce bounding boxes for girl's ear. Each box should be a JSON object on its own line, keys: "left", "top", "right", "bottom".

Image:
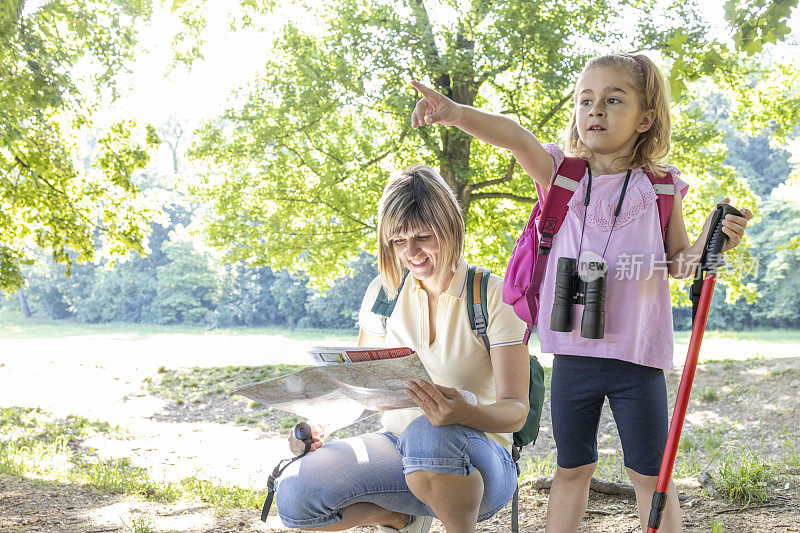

{"left": 637, "top": 109, "right": 656, "bottom": 133}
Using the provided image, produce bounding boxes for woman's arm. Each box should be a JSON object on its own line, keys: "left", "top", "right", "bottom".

{"left": 665, "top": 194, "right": 752, "bottom": 279}
{"left": 358, "top": 328, "right": 386, "bottom": 347}
{"left": 405, "top": 343, "right": 530, "bottom": 434}
{"left": 411, "top": 81, "right": 554, "bottom": 193}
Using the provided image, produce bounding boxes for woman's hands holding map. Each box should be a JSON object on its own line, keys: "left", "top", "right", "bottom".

{"left": 405, "top": 379, "right": 470, "bottom": 426}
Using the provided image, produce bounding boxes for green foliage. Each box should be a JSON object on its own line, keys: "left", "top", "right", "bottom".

{"left": 191, "top": 0, "right": 769, "bottom": 298}
{"left": 156, "top": 238, "right": 218, "bottom": 324}
{"left": 304, "top": 252, "right": 377, "bottom": 328}
{"left": 0, "top": 0, "right": 159, "bottom": 292}
{"left": 715, "top": 444, "right": 776, "bottom": 504}
{"left": 725, "top": 0, "right": 798, "bottom": 55}
{"left": 271, "top": 269, "right": 310, "bottom": 329}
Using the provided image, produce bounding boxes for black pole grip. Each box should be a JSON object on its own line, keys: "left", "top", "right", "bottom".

{"left": 294, "top": 421, "right": 312, "bottom": 441}
{"left": 705, "top": 203, "right": 742, "bottom": 272}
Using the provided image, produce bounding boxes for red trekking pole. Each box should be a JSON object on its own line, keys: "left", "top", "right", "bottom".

{"left": 647, "top": 203, "right": 743, "bottom": 532}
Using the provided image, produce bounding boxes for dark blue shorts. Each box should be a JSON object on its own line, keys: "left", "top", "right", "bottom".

{"left": 550, "top": 354, "right": 668, "bottom": 476}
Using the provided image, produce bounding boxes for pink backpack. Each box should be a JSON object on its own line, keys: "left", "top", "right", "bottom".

{"left": 502, "top": 156, "right": 677, "bottom": 344}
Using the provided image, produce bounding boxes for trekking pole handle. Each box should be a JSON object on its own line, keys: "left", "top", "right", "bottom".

{"left": 705, "top": 203, "right": 742, "bottom": 270}
{"left": 294, "top": 422, "right": 312, "bottom": 443}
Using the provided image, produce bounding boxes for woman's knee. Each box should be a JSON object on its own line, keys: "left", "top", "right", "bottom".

{"left": 398, "top": 415, "right": 472, "bottom": 461}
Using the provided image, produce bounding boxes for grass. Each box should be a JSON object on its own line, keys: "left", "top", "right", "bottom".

{"left": 673, "top": 328, "right": 800, "bottom": 345}
{"left": 710, "top": 513, "right": 724, "bottom": 533}
{"left": 0, "top": 406, "right": 265, "bottom": 514}
{"left": 714, "top": 444, "right": 776, "bottom": 504}
{"left": 146, "top": 364, "right": 306, "bottom": 405}
{"left": 123, "top": 516, "right": 158, "bottom": 533}
{"left": 0, "top": 309, "right": 356, "bottom": 340}
{"left": 698, "top": 386, "right": 720, "bottom": 402}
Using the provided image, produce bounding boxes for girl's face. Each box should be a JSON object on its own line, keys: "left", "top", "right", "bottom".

{"left": 574, "top": 65, "right": 654, "bottom": 163}
{"left": 389, "top": 225, "right": 442, "bottom": 283}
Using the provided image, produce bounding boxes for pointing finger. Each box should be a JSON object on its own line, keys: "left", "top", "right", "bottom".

{"left": 411, "top": 80, "right": 438, "bottom": 100}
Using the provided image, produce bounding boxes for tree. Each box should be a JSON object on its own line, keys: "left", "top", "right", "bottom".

{"left": 305, "top": 252, "right": 378, "bottom": 328}
{"left": 0, "top": 0, "right": 159, "bottom": 293}
{"left": 190, "top": 0, "right": 789, "bottom": 307}
{"left": 270, "top": 270, "right": 310, "bottom": 330}
{"left": 156, "top": 238, "right": 218, "bottom": 324}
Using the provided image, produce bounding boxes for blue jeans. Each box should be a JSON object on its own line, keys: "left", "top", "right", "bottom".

{"left": 274, "top": 415, "right": 518, "bottom": 529}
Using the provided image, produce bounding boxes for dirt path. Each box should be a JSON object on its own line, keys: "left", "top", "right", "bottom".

{"left": 1, "top": 332, "right": 799, "bottom": 532}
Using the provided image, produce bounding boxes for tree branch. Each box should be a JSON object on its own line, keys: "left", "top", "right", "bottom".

{"left": 471, "top": 191, "right": 535, "bottom": 203}
{"left": 358, "top": 127, "right": 410, "bottom": 172}
{"left": 471, "top": 156, "right": 517, "bottom": 191}
{"left": 410, "top": 0, "right": 448, "bottom": 90}
{"left": 536, "top": 92, "right": 573, "bottom": 129}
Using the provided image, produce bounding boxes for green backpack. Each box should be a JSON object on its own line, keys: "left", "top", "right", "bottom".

{"left": 372, "top": 265, "right": 545, "bottom": 533}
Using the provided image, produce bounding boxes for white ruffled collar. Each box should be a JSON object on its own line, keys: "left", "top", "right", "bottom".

{"left": 567, "top": 170, "right": 658, "bottom": 231}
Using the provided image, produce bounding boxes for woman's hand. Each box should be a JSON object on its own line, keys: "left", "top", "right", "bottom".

{"left": 699, "top": 198, "right": 753, "bottom": 253}
{"left": 287, "top": 423, "right": 324, "bottom": 456}
{"left": 410, "top": 81, "right": 462, "bottom": 129}
{"left": 404, "top": 379, "right": 469, "bottom": 426}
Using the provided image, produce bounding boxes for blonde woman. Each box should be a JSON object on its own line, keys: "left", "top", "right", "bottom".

{"left": 275, "top": 165, "right": 530, "bottom": 533}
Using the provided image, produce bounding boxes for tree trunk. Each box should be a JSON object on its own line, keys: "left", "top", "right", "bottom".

{"left": 437, "top": 32, "right": 479, "bottom": 217}
{"left": 17, "top": 291, "right": 31, "bottom": 318}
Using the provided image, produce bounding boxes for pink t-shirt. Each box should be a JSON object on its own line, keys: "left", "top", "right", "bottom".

{"left": 536, "top": 144, "right": 689, "bottom": 369}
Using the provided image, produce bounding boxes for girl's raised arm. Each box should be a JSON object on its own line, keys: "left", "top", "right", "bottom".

{"left": 411, "top": 81, "right": 554, "bottom": 193}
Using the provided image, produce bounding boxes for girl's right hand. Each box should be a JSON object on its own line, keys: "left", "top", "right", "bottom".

{"left": 287, "top": 423, "right": 324, "bottom": 456}
{"left": 410, "top": 81, "right": 462, "bottom": 128}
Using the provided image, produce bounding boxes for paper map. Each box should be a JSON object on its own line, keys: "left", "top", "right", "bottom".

{"left": 233, "top": 351, "right": 432, "bottom": 430}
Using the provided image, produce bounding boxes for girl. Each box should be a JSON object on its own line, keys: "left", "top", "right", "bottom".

{"left": 410, "top": 53, "right": 752, "bottom": 532}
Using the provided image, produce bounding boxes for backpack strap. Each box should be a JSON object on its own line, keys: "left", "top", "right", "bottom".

{"left": 370, "top": 270, "right": 409, "bottom": 329}
{"left": 645, "top": 169, "right": 676, "bottom": 244}
{"left": 536, "top": 157, "right": 587, "bottom": 255}
{"left": 522, "top": 157, "right": 586, "bottom": 340}
{"left": 466, "top": 265, "right": 491, "bottom": 353}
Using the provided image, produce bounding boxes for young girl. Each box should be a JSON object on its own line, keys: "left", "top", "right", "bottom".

{"left": 410, "top": 53, "right": 752, "bottom": 532}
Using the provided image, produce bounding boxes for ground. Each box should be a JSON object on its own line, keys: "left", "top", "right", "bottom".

{"left": 1, "top": 331, "right": 799, "bottom": 532}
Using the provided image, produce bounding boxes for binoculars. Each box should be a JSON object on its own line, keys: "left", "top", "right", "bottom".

{"left": 550, "top": 256, "right": 607, "bottom": 339}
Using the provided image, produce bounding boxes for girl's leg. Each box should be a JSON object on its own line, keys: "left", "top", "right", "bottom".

{"left": 627, "top": 469, "right": 681, "bottom": 533}
{"left": 547, "top": 354, "right": 607, "bottom": 532}
{"left": 607, "top": 360, "right": 680, "bottom": 532}
{"left": 545, "top": 462, "right": 597, "bottom": 532}
{"left": 398, "top": 415, "right": 517, "bottom": 533}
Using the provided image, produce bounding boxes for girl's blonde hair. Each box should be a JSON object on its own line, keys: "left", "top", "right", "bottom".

{"left": 565, "top": 53, "right": 672, "bottom": 177}
{"left": 377, "top": 165, "right": 464, "bottom": 298}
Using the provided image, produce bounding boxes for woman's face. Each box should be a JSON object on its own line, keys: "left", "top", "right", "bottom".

{"left": 390, "top": 226, "right": 442, "bottom": 283}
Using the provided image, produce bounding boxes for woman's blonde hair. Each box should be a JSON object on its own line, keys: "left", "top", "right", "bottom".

{"left": 565, "top": 53, "right": 672, "bottom": 177}
{"left": 377, "top": 165, "right": 464, "bottom": 298}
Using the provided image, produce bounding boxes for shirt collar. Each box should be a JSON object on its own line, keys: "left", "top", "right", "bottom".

{"left": 409, "top": 258, "right": 468, "bottom": 299}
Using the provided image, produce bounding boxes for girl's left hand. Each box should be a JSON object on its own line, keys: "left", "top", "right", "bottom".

{"left": 716, "top": 198, "right": 753, "bottom": 252}
{"left": 405, "top": 379, "right": 469, "bottom": 427}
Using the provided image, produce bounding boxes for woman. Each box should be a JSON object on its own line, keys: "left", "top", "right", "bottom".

{"left": 275, "top": 165, "right": 531, "bottom": 533}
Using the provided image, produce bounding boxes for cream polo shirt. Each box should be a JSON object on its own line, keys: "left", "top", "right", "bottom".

{"left": 358, "top": 258, "right": 527, "bottom": 447}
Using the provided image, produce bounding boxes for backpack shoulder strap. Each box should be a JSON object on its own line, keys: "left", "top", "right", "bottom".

{"left": 645, "top": 169, "right": 676, "bottom": 244}
{"left": 466, "top": 265, "right": 491, "bottom": 353}
{"left": 536, "top": 156, "right": 586, "bottom": 255}
{"left": 370, "top": 270, "right": 409, "bottom": 328}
